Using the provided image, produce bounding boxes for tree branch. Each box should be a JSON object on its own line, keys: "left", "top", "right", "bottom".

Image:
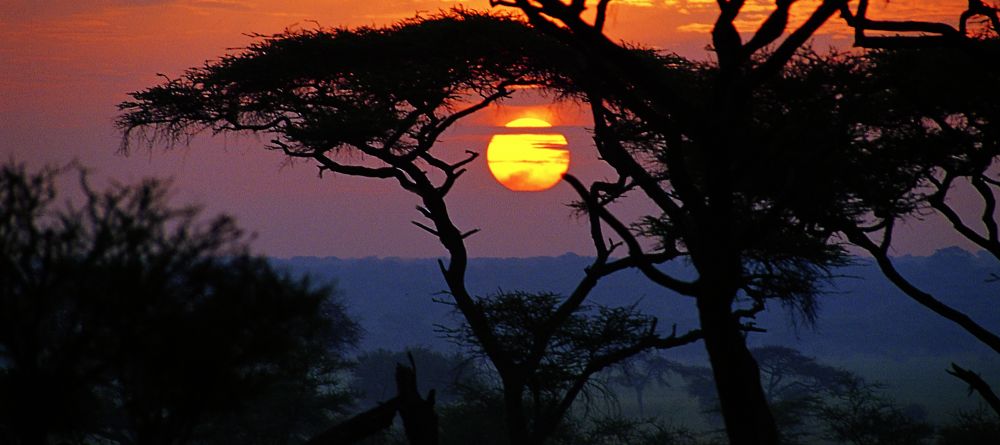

{"left": 594, "top": 0, "right": 612, "bottom": 31}
{"left": 310, "top": 153, "right": 399, "bottom": 179}
{"left": 744, "top": 0, "right": 795, "bottom": 57}
{"left": 947, "top": 363, "right": 1000, "bottom": 418}
{"left": 754, "top": 0, "right": 846, "bottom": 82}
{"left": 843, "top": 226, "right": 1000, "bottom": 355}
{"left": 928, "top": 173, "right": 1000, "bottom": 259}
{"left": 564, "top": 174, "right": 697, "bottom": 296}
{"left": 841, "top": 0, "right": 994, "bottom": 48}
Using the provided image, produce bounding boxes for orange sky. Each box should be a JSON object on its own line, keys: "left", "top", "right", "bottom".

{"left": 0, "top": 0, "right": 978, "bottom": 257}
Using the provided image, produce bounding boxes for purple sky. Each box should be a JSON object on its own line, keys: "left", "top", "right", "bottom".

{"left": 0, "top": 0, "right": 979, "bottom": 258}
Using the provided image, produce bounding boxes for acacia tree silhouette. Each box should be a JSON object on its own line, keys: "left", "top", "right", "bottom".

{"left": 117, "top": 4, "right": 1000, "bottom": 445}
{"left": 118, "top": 11, "right": 700, "bottom": 445}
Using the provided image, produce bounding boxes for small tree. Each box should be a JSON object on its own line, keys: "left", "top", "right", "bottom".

{"left": 607, "top": 351, "right": 678, "bottom": 417}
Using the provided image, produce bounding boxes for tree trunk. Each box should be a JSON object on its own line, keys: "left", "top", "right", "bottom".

{"left": 502, "top": 383, "right": 531, "bottom": 445}
{"left": 307, "top": 361, "right": 438, "bottom": 445}
{"left": 396, "top": 363, "right": 439, "bottom": 445}
{"left": 697, "top": 295, "right": 778, "bottom": 445}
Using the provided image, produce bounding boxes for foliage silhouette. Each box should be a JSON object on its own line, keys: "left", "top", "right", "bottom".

{"left": 0, "top": 160, "right": 359, "bottom": 445}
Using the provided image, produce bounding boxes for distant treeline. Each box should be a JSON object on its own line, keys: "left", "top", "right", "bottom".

{"left": 272, "top": 251, "right": 1000, "bottom": 357}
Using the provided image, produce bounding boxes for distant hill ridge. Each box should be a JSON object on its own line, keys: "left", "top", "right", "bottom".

{"left": 271, "top": 248, "right": 1000, "bottom": 358}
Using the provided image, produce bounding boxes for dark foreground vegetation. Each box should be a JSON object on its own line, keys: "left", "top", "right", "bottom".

{"left": 0, "top": 162, "right": 359, "bottom": 444}
{"left": 2, "top": 160, "right": 998, "bottom": 444}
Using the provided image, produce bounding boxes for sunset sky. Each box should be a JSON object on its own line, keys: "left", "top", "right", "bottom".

{"left": 0, "top": 0, "right": 975, "bottom": 258}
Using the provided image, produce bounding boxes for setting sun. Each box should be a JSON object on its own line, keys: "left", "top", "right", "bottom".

{"left": 486, "top": 118, "right": 570, "bottom": 192}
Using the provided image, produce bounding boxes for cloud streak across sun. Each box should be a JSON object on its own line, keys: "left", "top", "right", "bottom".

{"left": 487, "top": 118, "right": 570, "bottom": 192}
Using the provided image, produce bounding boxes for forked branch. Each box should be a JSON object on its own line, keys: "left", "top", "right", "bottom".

{"left": 840, "top": 0, "right": 998, "bottom": 48}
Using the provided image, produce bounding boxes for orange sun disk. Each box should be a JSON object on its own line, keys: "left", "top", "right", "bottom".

{"left": 486, "top": 118, "right": 570, "bottom": 192}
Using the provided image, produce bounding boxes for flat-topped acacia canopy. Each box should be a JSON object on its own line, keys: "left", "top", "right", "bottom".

{"left": 117, "top": 11, "right": 587, "bottom": 160}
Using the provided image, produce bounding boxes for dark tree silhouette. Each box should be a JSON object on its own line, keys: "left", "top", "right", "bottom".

{"left": 0, "top": 160, "right": 359, "bottom": 445}
{"left": 116, "top": 4, "right": 1000, "bottom": 445}
{"left": 118, "top": 11, "right": 699, "bottom": 445}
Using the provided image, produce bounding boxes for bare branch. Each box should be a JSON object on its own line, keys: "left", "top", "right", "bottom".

{"left": 311, "top": 154, "right": 399, "bottom": 179}
{"left": 588, "top": 94, "right": 691, "bottom": 222}
{"left": 384, "top": 105, "right": 434, "bottom": 153}
{"left": 411, "top": 220, "right": 440, "bottom": 237}
{"left": 842, "top": 0, "right": 996, "bottom": 48}
{"left": 928, "top": 175, "right": 1000, "bottom": 258}
{"left": 434, "top": 151, "right": 480, "bottom": 196}
{"left": 594, "top": 0, "right": 612, "bottom": 31}
{"left": 843, "top": 226, "right": 1000, "bottom": 354}
{"left": 564, "top": 174, "right": 697, "bottom": 296}
{"left": 712, "top": 0, "right": 746, "bottom": 68}
{"left": 947, "top": 363, "right": 1000, "bottom": 417}
{"left": 754, "top": 0, "right": 845, "bottom": 82}
{"left": 971, "top": 175, "right": 1000, "bottom": 245}
{"left": 733, "top": 299, "right": 765, "bottom": 320}
{"left": 416, "top": 205, "right": 433, "bottom": 219}
{"left": 744, "top": 0, "right": 795, "bottom": 57}
{"left": 413, "top": 86, "right": 512, "bottom": 156}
